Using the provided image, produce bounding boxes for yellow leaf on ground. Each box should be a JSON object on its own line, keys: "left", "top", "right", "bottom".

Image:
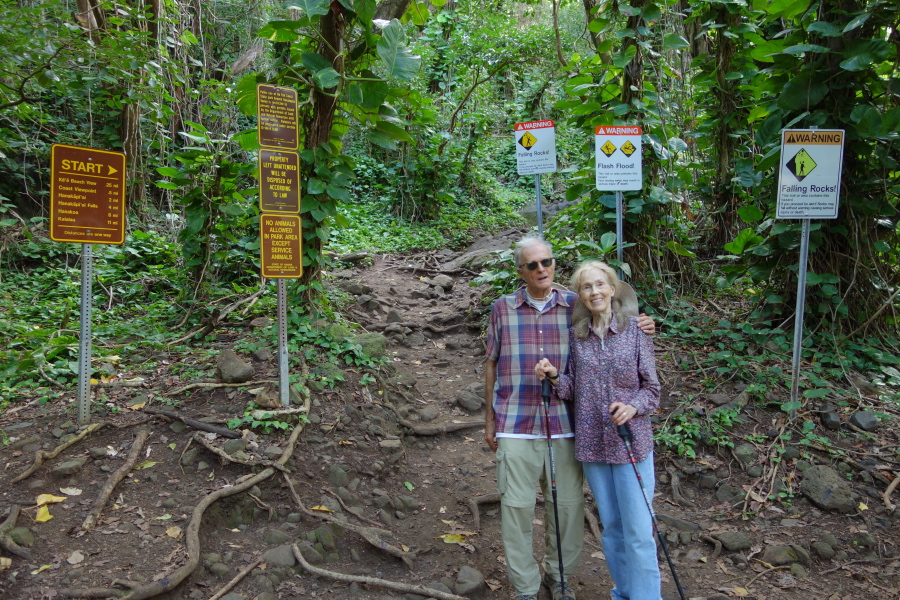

{"left": 438, "top": 534, "right": 466, "bottom": 544}
{"left": 310, "top": 505, "right": 333, "bottom": 513}
{"left": 135, "top": 461, "right": 157, "bottom": 469}
{"left": 859, "top": 502, "right": 868, "bottom": 511}
{"left": 36, "top": 494, "right": 67, "bottom": 506}
{"left": 60, "top": 487, "right": 82, "bottom": 496}
{"left": 166, "top": 526, "right": 182, "bottom": 538}
{"left": 90, "top": 378, "right": 99, "bottom": 384}
{"left": 31, "top": 564, "right": 53, "bottom": 575}
{"left": 35, "top": 505, "right": 53, "bottom": 523}
{"left": 129, "top": 401, "right": 147, "bottom": 410}
{"left": 733, "top": 587, "right": 749, "bottom": 597}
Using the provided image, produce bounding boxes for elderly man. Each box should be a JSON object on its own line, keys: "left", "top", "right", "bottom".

{"left": 485, "top": 236, "right": 655, "bottom": 600}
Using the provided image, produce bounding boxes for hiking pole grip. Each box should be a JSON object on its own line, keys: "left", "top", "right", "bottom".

{"left": 541, "top": 376, "right": 552, "bottom": 400}
{"left": 617, "top": 422, "right": 633, "bottom": 444}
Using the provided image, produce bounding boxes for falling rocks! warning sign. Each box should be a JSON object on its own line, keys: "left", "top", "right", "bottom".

{"left": 513, "top": 120, "right": 556, "bottom": 175}
{"left": 776, "top": 129, "right": 845, "bottom": 220}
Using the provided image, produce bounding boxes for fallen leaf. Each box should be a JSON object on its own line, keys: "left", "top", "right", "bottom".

{"left": 166, "top": 526, "right": 182, "bottom": 539}
{"left": 36, "top": 494, "right": 67, "bottom": 506}
{"left": 135, "top": 461, "right": 157, "bottom": 470}
{"left": 733, "top": 586, "right": 749, "bottom": 596}
{"left": 486, "top": 579, "right": 502, "bottom": 591}
{"left": 858, "top": 502, "right": 868, "bottom": 511}
{"left": 67, "top": 550, "right": 85, "bottom": 565}
{"left": 401, "top": 544, "right": 409, "bottom": 551}
{"left": 339, "top": 440, "right": 354, "bottom": 445}
{"left": 35, "top": 505, "right": 53, "bottom": 522}
{"left": 168, "top": 443, "right": 176, "bottom": 450}
{"left": 90, "top": 378, "right": 100, "bottom": 384}
{"left": 438, "top": 534, "right": 467, "bottom": 544}
{"left": 439, "top": 506, "right": 447, "bottom": 513}
{"left": 31, "top": 564, "right": 53, "bottom": 575}
{"left": 440, "top": 519, "right": 456, "bottom": 526}
{"left": 310, "top": 505, "right": 333, "bottom": 513}
{"left": 60, "top": 487, "right": 82, "bottom": 496}
{"left": 156, "top": 514, "right": 172, "bottom": 520}
{"left": 0, "top": 557, "right": 11, "bottom": 570}
{"left": 129, "top": 401, "right": 147, "bottom": 410}
{"left": 590, "top": 550, "right": 606, "bottom": 560}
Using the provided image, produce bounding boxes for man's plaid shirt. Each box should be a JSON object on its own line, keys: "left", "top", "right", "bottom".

{"left": 486, "top": 287, "right": 576, "bottom": 439}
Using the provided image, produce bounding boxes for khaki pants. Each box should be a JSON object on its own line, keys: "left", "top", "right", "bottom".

{"left": 497, "top": 437, "right": 585, "bottom": 596}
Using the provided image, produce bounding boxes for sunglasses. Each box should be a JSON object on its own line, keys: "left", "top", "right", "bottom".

{"left": 519, "top": 258, "right": 554, "bottom": 271}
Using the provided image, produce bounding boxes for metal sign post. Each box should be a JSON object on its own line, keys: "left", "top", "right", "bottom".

{"left": 76, "top": 244, "right": 94, "bottom": 425}
{"left": 277, "top": 279, "right": 290, "bottom": 406}
{"left": 50, "top": 144, "right": 127, "bottom": 425}
{"left": 513, "top": 120, "right": 557, "bottom": 239}
{"left": 776, "top": 128, "right": 845, "bottom": 419}
{"left": 595, "top": 125, "right": 643, "bottom": 279}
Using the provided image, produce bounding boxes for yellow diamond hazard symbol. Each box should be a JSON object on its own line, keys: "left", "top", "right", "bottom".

{"left": 787, "top": 149, "right": 817, "bottom": 182}
{"left": 519, "top": 132, "right": 538, "bottom": 150}
{"left": 620, "top": 140, "right": 637, "bottom": 156}
{"left": 600, "top": 140, "right": 617, "bottom": 157}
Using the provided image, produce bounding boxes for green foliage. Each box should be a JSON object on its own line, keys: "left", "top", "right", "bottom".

{"left": 227, "top": 402, "right": 305, "bottom": 434}
{"left": 656, "top": 406, "right": 743, "bottom": 459}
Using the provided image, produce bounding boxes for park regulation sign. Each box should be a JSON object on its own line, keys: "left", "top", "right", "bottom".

{"left": 260, "top": 214, "right": 302, "bottom": 278}
{"left": 595, "top": 126, "right": 642, "bottom": 191}
{"left": 513, "top": 120, "right": 556, "bottom": 175}
{"left": 50, "top": 144, "right": 126, "bottom": 245}
{"left": 776, "top": 129, "right": 845, "bottom": 219}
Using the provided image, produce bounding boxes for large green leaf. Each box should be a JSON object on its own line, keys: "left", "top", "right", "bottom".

{"left": 376, "top": 20, "right": 421, "bottom": 81}
{"left": 301, "top": 52, "right": 331, "bottom": 72}
{"left": 724, "top": 228, "right": 764, "bottom": 255}
{"left": 843, "top": 11, "right": 870, "bottom": 33}
{"left": 737, "top": 206, "right": 764, "bottom": 223}
{"left": 375, "top": 121, "right": 413, "bottom": 143}
{"left": 257, "top": 21, "right": 301, "bottom": 42}
{"left": 662, "top": 33, "right": 689, "bottom": 52}
{"left": 765, "top": 0, "right": 809, "bottom": 19}
{"left": 777, "top": 72, "right": 828, "bottom": 110}
{"left": 806, "top": 21, "right": 842, "bottom": 37}
{"left": 283, "top": 0, "right": 330, "bottom": 17}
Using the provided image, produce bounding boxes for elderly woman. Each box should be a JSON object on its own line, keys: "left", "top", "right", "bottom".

{"left": 535, "top": 260, "right": 662, "bottom": 600}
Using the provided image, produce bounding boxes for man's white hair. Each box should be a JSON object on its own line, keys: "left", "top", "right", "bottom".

{"left": 514, "top": 236, "right": 553, "bottom": 268}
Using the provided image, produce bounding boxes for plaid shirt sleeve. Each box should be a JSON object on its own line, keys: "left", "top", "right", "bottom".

{"left": 486, "top": 289, "right": 575, "bottom": 437}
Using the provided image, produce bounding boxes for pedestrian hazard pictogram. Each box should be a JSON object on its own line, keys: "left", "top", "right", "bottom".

{"left": 600, "top": 140, "right": 617, "bottom": 157}
{"left": 620, "top": 140, "right": 637, "bottom": 156}
{"left": 519, "top": 132, "right": 538, "bottom": 150}
{"left": 786, "top": 149, "right": 817, "bottom": 182}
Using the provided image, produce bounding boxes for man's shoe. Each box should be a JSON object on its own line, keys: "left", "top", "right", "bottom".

{"left": 542, "top": 573, "right": 576, "bottom": 600}
{"left": 514, "top": 595, "right": 537, "bottom": 600}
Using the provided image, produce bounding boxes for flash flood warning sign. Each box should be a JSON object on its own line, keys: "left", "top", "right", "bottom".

{"left": 776, "top": 129, "right": 844, "bottom": 220}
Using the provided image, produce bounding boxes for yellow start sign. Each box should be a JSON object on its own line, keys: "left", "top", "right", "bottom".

{"left": 50, "top": 144, "right": 126, "bottom": 245}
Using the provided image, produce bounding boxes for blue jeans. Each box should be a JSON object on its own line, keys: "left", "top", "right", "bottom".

{"left": 583, "top": 455, "right": 662, "bottom": 600}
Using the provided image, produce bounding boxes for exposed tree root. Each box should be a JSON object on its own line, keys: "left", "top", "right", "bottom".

{"left": 79, "top": 429, "right": 151, "bottom": 533}
{"left": 283, "top": 472, "right": 416, "bottom": 568}
{"left": 192, "top": 432, "right": 289, "bottom": 472}
{"left": 584, "top": 508, "right": 602, "bottom": 547}
{"left": 0, "top": 505, "right": 31, "bottom": 560}
{"left": 291, "top": 543, "right": 467, "bottom": 600}
{"left": 467, "top": 493, "right": 499, "bottom": 530}
{"left": 666, "top": 465, "right": 691, "bottom": 506}
{"left": 58, "top": 394, "right": 309, "bottom": 600}
{"left": 380, "top": 402, "right": 482, "bottom": 436}
{"left": 165, "top": 380, "right": 277, "bottom": 397}
{"left": 883, "top": 474, "right": 900, "bottom": 512}
{"left": 700, "top": 535, "right": 723, "bottom": 560}
{"left": 323, "top": 488, "right": 385, "bottom": 528}
{"left": 207, "top": 555, "right": 263, "bottom": 600}
{"left": 142, "top": 407, "right": 241, "bottom": 438}
{"left": 11, "top": 422, "right": 106, "bottom": 483}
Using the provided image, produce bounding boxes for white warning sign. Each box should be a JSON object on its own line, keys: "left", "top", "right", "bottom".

{"left": 595, "top": 125, "right": 642, "bottom": 191}
{"left": 513, "top": 120, "right": 556, "bottom": 175}
{"left": 776, "top": 129, "right": 845, "bottom": 220}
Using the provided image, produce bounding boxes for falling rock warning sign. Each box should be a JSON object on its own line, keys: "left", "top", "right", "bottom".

{"left": 513, "top": 120, "right": 556, "bottom": 175}
{"left": 776, "top": 129, "right": 845, "bottom": 219}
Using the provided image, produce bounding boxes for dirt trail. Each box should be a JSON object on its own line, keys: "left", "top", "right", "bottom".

{"left": 0, "top": 248, "right": 898, "bottom": 600}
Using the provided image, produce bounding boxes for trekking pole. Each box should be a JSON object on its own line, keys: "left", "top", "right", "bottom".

{"left": 541, "top": 378, "right": 568, "bottom": 596}
{"left": 617, "top": 422, "right": 688, "bottom": 600}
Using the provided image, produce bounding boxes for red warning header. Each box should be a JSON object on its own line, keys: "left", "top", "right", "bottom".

{"left": 595, "top": 126, "right": 642, "bottom": 135}
{"left": 514, "top": 120, "right": 555, "bottom": 131}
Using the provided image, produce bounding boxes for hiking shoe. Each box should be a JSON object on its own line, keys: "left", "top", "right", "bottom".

{"left": 514, "top": 595, "right": 537, "bottom": 600}
{"left": 542, "top": 573, "right": 576, "bottom": 600}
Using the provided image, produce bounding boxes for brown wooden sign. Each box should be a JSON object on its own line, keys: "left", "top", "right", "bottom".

{"left": 257, "top": 84, "right": 298, "bottom": 150}
{"left": 260, "top": 214, "right": 302, "bottom": 278}
{"left": 259, "top": 149, "right": 300, "bottom": 213}
{"left": 50, "top": 144, "right": 126, "bottom": 245}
